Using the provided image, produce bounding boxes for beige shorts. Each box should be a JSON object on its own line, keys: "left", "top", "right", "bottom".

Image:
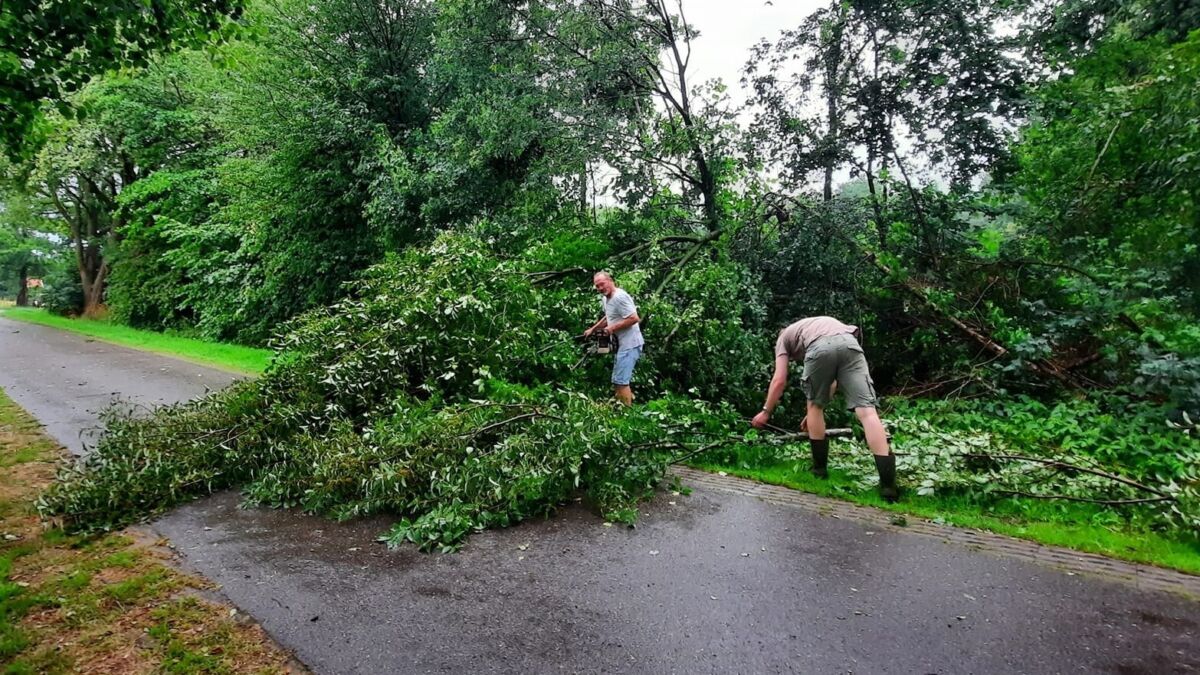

{"left": 800, "top": 333, "right": 878, "bottom": 410}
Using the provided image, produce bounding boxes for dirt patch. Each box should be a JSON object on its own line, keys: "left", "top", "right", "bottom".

{"left": 0, "top": 460, "right": 56, "bottom": 504}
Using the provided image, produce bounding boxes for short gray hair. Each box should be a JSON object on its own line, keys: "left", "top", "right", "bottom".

{"left": 593, "top": 271, "right": 613, "bottom": 282}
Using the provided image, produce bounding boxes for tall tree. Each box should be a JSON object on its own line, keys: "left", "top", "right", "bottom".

{"left": 744, "top": 0, "right": 1026, "bottom": 206}
{"left": 21, "top": 69, "right": 216, "bottom": 315}
{"left": 507, "top": 0, "right": 742, "bottom": 296}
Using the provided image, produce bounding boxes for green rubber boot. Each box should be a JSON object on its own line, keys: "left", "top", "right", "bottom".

{"left": 810, "top": 437, "right": 829, "bottom": 479}
{"left": 874, "top": 453, "right": 898, "bottom": 503}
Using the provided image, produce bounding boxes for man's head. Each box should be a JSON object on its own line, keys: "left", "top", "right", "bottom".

{"left": 593, "top": 271, "right": 616, "bottom": 298}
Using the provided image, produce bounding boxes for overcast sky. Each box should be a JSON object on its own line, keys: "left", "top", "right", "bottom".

{"left": 679, "top": 0, "right": 824, "bottom": 101}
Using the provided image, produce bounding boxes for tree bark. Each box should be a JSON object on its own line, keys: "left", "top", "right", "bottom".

{"left": 16, "top": 262, "right": 29, "bottom": 306}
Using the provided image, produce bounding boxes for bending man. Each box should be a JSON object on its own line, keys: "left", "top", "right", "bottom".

{"left": 584, "top": 272, "right": 644, "bottom": 406}
{"left": 750, "top": 316, "right": 897, "bottom": 502}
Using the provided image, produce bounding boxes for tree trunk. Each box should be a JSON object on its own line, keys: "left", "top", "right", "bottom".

{"left": 578, "top": 162, "right": 588, "bottom": 217}
{"left": 821, "top": 8, "right": 844, "bottom": 202}
{"left": 16, "top": 262, "right": 29, "bottom": 306}
{"left": 864, "top": 148, "right": 887, "bottom": 249}
{"left": 82, "top": 257, "right": 108, "bottom": 317}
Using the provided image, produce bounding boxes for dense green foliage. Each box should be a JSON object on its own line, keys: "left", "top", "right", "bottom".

{"left": 0, "top": 0, "right": 242, "bottom": 157}
{"left": 5, "top": 1, "right": 1199, "bottom": 551}
{"left": 38, "top": 230, "right": 755, "bottom": 549}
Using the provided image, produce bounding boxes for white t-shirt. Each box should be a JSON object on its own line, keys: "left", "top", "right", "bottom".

{"left": 602, "top": 288, "right": 644, "bottom": 351}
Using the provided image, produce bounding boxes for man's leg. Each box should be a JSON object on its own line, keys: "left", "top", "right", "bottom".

{"left": 611, "top": 347, "right": 639, "bottom": 406}
{"left": 806, "top": 401, "right": 829, "bottom": 478}
{"left": 854, "top": 406, "right": 897, "bottom": 502}
{"left": 834, "top": 339, "right": 897, "bottom": 502}
{"left": 854, "top": 406, "right": 890, "bottom": 456}
{"left": 802, "top": 343, "right": 837, "bottom": 478}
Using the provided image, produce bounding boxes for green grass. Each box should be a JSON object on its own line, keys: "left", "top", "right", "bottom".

{"left": 691, "top": 449, "right": 1200, "bottom": 576}
{"left": 0, "top": 308, "right": 271, "bottom": 375}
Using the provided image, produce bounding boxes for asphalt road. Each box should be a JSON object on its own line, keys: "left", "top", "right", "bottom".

{"left": 0, "top": 317, "right": 239, "bottom": 454}
{"left": 2, "top": 316, "right": 1198, "bottom": 674}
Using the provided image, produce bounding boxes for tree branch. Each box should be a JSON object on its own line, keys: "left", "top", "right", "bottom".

{"left": 959, "top": 453, "right": 1173, "bottom": 499}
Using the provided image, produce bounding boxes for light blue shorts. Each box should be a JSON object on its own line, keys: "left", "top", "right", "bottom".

{"left": 611, "top": 346, "right": 642, "bottom": 386}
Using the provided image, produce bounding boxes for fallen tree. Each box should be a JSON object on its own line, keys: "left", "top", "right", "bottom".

{"left": 37, "top": 227, "right": 1200, "bottom": 549}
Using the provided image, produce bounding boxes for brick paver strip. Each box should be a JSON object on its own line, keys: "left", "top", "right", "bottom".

{"left": 671, "top": 466, "right": 1200, "bottom": 599}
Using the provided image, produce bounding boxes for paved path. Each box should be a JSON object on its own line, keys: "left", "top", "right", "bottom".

{"left": 2, "top": 317, "right": 1198, "bottom": 674}
{"left": 0, "top": 317, "right": 240, "bottom": 454}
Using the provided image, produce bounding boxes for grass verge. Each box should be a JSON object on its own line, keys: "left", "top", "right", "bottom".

{"left": 0, "top": 389, "right": 299, "bottom": 674}
{"left": 690, "top": 446, "right": 1200, "bottom": 576}
{"left": 0, "top": 308, "right": 271, "bottom": 375}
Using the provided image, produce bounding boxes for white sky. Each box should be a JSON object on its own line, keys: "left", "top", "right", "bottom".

{"left": 679, "top": 0, "right": 824, "bottom": 102}
{"left": 590, "top": 0, "right": 831, "bottom": 203}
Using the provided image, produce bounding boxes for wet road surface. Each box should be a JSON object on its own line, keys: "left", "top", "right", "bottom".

{"left": 3, "top": 316, "right": 1198, "bottom": 674}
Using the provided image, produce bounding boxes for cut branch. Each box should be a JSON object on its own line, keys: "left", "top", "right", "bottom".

{"left": 991, "top": 491, "right": 1172, "bottom": 506}
{"left": 460, "top": 412, "right": 564, "bottom": 439}
{"left": 958, "top": 452, "right": 1173, "bottom": 499}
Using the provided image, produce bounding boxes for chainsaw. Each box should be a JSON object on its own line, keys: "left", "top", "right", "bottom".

{"left": 571, "top": 328, "right": 618, "bottom": 369}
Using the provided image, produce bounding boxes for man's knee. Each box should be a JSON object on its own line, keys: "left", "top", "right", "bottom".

{"left": 854, "top": 406, "right": 883, "bottom": 425}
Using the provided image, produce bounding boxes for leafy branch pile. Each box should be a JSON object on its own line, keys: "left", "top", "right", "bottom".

{"left": 37, "top": 231, "right": 749, "bottom": 550}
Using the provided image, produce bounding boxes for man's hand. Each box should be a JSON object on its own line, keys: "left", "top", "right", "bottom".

{"left": 583, "top": 327, "right": 594, "bottom": 338}
{"left": 799, "top": 417, "right": 808, "bottom": 432}
{"left": 751, "top": 411, "right": 770, "bottom": 429}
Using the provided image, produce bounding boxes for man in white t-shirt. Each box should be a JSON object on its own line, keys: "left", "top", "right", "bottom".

{"left": 583, "top": 271, "right": 644, "bottom": 406}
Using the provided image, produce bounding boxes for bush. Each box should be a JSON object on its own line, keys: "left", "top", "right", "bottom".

{"left": 40, "top": 269, "right": 84, "bottom": 316}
